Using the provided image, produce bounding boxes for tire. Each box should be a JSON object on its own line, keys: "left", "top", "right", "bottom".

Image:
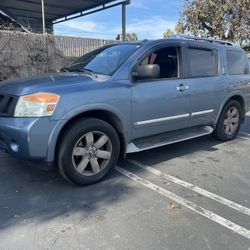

{"left": 213, "top": 100, "right": 242, "bottom": 141}
{"left": 57, "top": 118, "right": 120, "bottom": 186}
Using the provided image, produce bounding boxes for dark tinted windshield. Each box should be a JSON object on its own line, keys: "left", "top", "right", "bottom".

{"left": 64, "top": 44, "right": 140, "bottom": 75}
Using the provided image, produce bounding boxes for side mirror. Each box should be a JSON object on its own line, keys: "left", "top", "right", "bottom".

{"left": 133, "top": 64, "right": 160, "bottom": 80}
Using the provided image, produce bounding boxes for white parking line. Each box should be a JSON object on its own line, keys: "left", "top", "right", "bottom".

{"left": 115, "top": 166, "right": 250, "bottom": 239}
{"left": 128, "top": 159, "right": 250, "bottom": 217}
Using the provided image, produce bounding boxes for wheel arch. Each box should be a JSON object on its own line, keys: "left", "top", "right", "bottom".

{"left": 54, "top": 109, "right": 128, "bottom": 164}
{"left": 215, "top": 94, "right": 246, "bottom": 127}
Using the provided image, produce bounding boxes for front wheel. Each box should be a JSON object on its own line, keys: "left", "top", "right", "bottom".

{"left": 213, "top": 100, "right": 242, "bottom": 141}
{"left": 57, "top": 118, "right": 120, "bottom": 185}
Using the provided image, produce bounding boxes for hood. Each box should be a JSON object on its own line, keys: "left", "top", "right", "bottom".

{"left": 0, "top": 73, "right": 109, "bottom": 96}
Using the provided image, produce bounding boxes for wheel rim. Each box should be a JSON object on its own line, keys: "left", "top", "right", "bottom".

{"left": 223, "top": 106, "right": 240, "bottom": 136}
{"left": 72, "top": 131, "right": 112, "bottom": 176}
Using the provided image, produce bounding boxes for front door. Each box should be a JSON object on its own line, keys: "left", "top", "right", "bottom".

{"left": 132, "top": 45, "right": 190, "bottom": 139}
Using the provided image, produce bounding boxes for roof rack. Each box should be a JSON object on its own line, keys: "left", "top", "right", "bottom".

{"left": 171, "top": 35, "right": 235, "bottom": 46}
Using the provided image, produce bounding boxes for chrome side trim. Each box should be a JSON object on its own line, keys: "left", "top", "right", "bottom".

{"left": 134, "top": 113, "right": 190, "bottom": 128}
{"left": 191, "top": 109, "right": 214, "bottom": 117}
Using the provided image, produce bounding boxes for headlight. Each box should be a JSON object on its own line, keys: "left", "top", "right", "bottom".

{"left": 14, "top": 92, "right": 60, "bottom": 117}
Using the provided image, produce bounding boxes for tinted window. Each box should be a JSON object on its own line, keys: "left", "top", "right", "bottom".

{"left": 188, "top": 48, "right": 218, "bottom": 77}
{"left": 140, "top": 47, "right": 179, "bottom": 79}
{"left": 227, "top": 50, "right": 249, "bottom": 75}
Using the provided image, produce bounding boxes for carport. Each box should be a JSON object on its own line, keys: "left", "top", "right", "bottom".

{"left": 0, "top": 0, "right": 130, "bottom": 40}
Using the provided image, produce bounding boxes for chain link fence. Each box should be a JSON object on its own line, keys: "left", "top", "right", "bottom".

{"left": 0, "top": 30, "right": 115, "bottom": 80}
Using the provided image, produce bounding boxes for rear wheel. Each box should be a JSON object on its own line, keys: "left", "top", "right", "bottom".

{"left": 57, "top": 118, "right": 120, "bottom": 185}
{"left": 213, "top": 100, "right": 242, "bottom": 141}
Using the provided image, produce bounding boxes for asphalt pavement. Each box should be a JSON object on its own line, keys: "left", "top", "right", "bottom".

{"left": 0, "top": 113, "right": 250, "bottom": 250}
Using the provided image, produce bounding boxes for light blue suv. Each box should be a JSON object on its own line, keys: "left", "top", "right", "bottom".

{"left": 0, "top": 36, "right": 250, "bottom": 185}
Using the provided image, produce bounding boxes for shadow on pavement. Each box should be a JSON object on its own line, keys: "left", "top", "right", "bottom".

{"left": 126, "top": 135, "right": 223, "bottom": 167}
{"left": 0, "top": 154, "right": 132, "bottom": 230}
{"left": 241, "top": 113, "right": 250, "bottom": 133}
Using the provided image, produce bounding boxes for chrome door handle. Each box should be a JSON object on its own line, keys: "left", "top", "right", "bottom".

{"left": 177, "top": 84, "right": 189, "bottom": 92}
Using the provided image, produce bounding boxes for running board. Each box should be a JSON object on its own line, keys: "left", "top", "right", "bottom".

{"left": 127, "top": 126, "right": 214, "bottom": 153}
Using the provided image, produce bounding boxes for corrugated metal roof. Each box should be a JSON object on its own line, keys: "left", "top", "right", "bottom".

{"left": 0, "top": 0, "right": 120, "bottom": 21}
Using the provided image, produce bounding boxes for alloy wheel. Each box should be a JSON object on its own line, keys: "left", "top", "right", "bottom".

{"left": 223, "top": 107, "right": 240, "bottom": 136}
{"left": 72, "top": 131, "right": 112, "bottom": 176}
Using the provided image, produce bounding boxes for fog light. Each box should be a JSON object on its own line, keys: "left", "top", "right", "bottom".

{"left": 10, "top": 142, "right": 19, "bottom": 153}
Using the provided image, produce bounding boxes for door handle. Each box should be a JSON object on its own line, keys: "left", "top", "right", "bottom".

{"left": 177, "top": 84, "right": 189, "bottom": 92}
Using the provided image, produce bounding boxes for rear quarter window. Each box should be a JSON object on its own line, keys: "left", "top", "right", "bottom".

{"left": 226, "top": 50, "right": 249, "bottom": 75}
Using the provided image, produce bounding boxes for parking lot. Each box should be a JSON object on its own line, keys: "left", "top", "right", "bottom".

{"left": 0, "top": 114, "right": 250, "bottom": 250}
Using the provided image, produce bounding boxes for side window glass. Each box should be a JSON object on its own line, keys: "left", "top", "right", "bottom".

{"left": 226, "top": 50, "right": 249, "bottom": 75}
{"left": 139, "top": 47, "right": 179, "bottom": 79}
{"left": 188, "top": 48, "right": 218, "bottom": 77}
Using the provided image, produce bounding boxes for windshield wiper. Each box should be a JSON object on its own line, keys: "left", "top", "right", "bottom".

{"left": 60, "top": 67, "right": 70, "bottom": 72}
{"left": 73, "top": 68, "right": 94, "bottom": 75}
{"left": 60, "top": 67, "right": 92, "bottom": 74}
{"left": 60, "top": 67, "right": 103, "bottom": 78}
{"left": 78, "top": 68, "right": 101, "bottom": 78}
{"left": 82, "top": 68, "right": 94, "bottom": 74}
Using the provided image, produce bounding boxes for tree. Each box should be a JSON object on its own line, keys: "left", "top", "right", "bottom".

{"left": 175, "top": 21, "right": 185, "bottom": 34}
{"left": 177, "top": 0, "right": 250, "bottom": 45}
{"left": 163, "top": 28, "right": 174, "bottom": 38}
{"left": 126, "top": 33, "right": 138, "bottom": 41}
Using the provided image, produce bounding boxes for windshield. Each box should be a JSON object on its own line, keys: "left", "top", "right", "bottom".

{"left": 63, "top": 44, "right": 140, "bottom": 75}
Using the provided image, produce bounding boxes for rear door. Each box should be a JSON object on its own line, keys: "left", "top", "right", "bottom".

{"left": 186, "top": 45, "right": 225, "bottom": 127}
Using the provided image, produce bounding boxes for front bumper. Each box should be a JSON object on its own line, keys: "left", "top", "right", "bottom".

{"left": 0, "top": 117, "right": 59, "bottom": 168}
